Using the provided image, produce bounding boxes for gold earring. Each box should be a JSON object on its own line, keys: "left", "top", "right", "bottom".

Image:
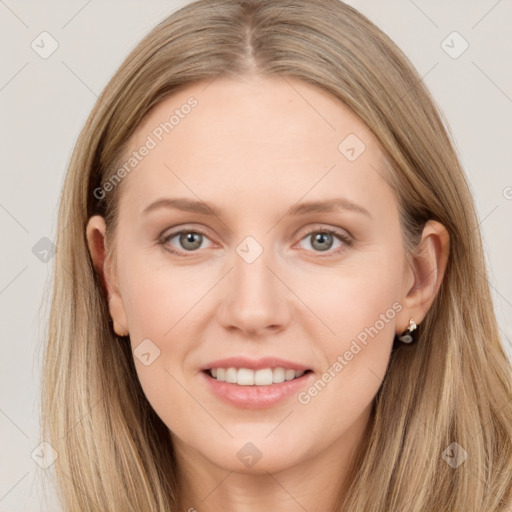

{"left": 397, "top": 318, "right": 417, "bottom": 344}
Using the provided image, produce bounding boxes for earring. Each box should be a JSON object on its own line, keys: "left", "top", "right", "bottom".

{"left": 397, "top": 318, "right": 417, "bottom": 344}
{"left": 112, "top": 319, "right": 129, "bottom": 337}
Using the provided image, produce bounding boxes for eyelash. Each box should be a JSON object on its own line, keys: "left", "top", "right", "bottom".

{"left": 158, "top": 226, "right": 353, "bottom": 258}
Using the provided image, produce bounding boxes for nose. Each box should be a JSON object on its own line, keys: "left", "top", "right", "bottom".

{"left": 216, "top": 245, "right": 292, "bottom": 336}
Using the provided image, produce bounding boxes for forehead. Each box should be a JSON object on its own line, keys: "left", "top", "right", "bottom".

{"left": 117, "top": 75, "right": 393, "bottom": 218}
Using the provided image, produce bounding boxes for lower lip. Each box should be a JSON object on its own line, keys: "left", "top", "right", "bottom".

{"left": 201, "top": 370, "right": 313, "bottom": 409}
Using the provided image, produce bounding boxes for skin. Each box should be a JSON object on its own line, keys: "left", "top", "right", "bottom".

{"left": 87, "top": 74, "right": 449, "bottom": 511}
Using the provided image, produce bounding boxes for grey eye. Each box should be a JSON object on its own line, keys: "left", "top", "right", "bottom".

{"left": 177, "top": 232, "right": 204, "bottom": 251}
{"left": 309, "top": 232, "right": 334, "bottom": 252}
{"left": 296, "top": 229, "right": 350, "bottom": 255}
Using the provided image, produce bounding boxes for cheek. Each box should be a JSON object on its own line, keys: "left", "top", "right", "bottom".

{"left": 298, "top": 246, "right": 403, "bottom": 413}
{"left": 295, "top": 289, "right": 399, "bottom": 446}
{"left": 120, "top": 257, "right": 208, "bottom": 340}
{"left": 117, "top": 257, "right": 217, "bottom": 405}
{"left": 299, "top": 244, "right": 404, "bottom": 344}
{"left": 118, "top": 264, "right": 202, "bottom": 430}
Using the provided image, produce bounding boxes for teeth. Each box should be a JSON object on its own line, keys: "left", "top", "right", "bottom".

{"left": 285, "top": 369, "right": 296, "bottom": 381}
{"left": 237, "top": 368, "right": 255, "bottom": 385}
{"left": 208, "top": 367, "right": 307, "bottom": 386}
{"left": 226, "top": 367, "right": 237, "bottom": 383}
{"left": 255, "top": 368, "right": 272, "bottom": 385}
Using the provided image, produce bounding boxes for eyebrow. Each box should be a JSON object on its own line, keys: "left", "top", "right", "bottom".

{"left": 141, "top": 197, "right": 371, "bottom": 219}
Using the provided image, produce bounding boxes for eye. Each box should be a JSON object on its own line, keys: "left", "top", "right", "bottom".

{"left": 159, "top": 228, "right": 213, "bottom": 256}
{"left": 158, "top": 226, "right": 353, "bottom": 258}
{"left": 296, "top": 227, "right": 353, "bottom": 256}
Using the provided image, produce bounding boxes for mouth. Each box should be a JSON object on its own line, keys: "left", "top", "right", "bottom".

{"left": 203, "top": 367, "right": 313, "bottom": 386}
{"left": 200, "top": 358, "right": 314, "bottom": 409}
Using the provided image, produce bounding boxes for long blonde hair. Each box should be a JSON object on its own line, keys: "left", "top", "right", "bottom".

{"left": 41, "top": 1, "right": 512, "bottom": 510}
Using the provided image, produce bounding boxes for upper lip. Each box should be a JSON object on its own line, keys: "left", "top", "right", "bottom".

{"left": 200, "top": 357, "right": 311, "bottom": 372}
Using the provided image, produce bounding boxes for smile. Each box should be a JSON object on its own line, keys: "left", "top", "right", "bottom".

{"left": 207, "top": 367, "right": 310, "bottom": 386}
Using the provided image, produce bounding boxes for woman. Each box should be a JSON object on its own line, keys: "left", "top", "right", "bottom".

{"left": 41, "top": 0, "right": 512, "bottom": 510}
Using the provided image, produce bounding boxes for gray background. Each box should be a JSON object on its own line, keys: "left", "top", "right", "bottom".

{"left": 1, "top": 1, "right": 511, "bottom": 510}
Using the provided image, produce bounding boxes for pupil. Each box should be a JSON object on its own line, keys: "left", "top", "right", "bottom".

{"left": 313, "top": 232, "right": 332, "bottom": 251}
{"left": 182, "top": 232, "right": 201, "bottom": 250}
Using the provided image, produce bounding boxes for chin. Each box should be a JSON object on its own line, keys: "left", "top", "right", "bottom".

{"left": 194, "top": 435, "right": 309, "bottom": 475}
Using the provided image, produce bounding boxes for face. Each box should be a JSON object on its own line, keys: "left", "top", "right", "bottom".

{"left": 97, "top": 75, "right": 413, "bottom": 475}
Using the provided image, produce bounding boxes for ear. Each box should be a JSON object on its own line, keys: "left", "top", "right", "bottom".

{"left": 86, "top": 215, "right": 129, "bottom": 336}
{"left": 398, "top": 220, "right": 450, "bottom": 332}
